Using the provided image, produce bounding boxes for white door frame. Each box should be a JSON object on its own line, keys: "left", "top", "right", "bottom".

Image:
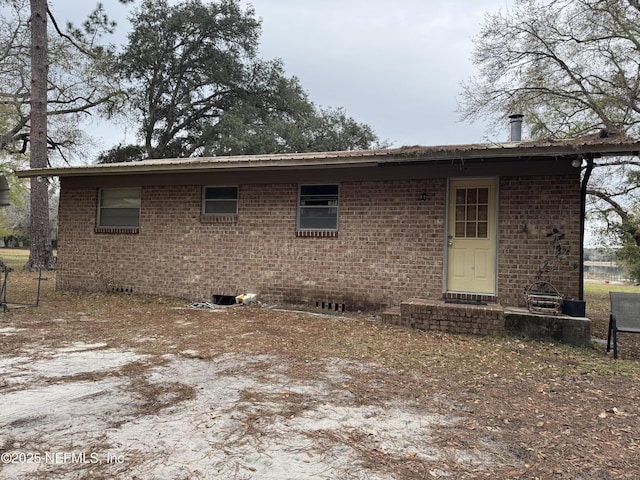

{"left": 443, "top": 177, "right": 499, "bottom": 295}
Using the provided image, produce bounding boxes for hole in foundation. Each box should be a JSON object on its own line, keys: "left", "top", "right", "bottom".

{"left": 212, "top": 294, "right": 236, "bottom": 305}
{"left": 316, "top": 301, "right": 347, "bottom": 312}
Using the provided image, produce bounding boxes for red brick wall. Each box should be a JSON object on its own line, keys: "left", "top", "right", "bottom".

{"left": 399, "top": 298, "right": 504, "bottom": 335}
{"left": 498, "top": 175, "right": 582, "bottom": 307}
{"left": 58, "top": 180, "right": 447, "bottom": 309}
{"left": 56, "top": 174, "right": 581, "bottom": 310}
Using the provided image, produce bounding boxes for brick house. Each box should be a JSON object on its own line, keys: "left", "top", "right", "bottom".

{"left": 17, "top": 137, "right": 639, "bottom": 324}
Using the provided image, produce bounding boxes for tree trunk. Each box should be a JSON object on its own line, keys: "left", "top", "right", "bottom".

{"left": 26, "top": 0, "right": 54, "bottom": 271}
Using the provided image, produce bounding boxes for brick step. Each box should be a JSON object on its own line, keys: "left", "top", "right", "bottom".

{"left": 380, "top": 306, "right": 401, "bottom": 323}
{"left": 386, "top": 298, "right": 504, "bottom": 336}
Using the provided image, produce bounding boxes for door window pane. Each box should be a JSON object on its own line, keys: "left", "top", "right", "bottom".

{"left": 478, "top": 222, "right": 488, "bottom": 238}
{"left": 467, "top": 188, "right": 477, "bottom": 204}
{"left": 454, "top": 187, "right": 490, "bottom": 239}
{"left": 478, "top": 205, "right": 488, "bottom": 221}
{"left": 467, "top": 205, "right": 477, "bottom": 221}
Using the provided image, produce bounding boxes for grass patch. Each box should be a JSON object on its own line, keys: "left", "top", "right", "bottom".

{"left": 584, "top": 282, "right": 640, "bottom": 360}
{"left": 585, "top": 282, "right": 640, "bottom": 295}
{"left": 0, "top": 248, "right": 30, "bottom": 270}
{"left": 0, "top": 248, "right": 56, "bottom": 306}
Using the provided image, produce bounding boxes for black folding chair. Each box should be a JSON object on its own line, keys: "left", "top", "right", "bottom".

{"left": 608, "top": 292, "right": 640, "bottom": 359}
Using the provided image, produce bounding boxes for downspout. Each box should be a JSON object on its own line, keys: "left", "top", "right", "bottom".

{"left": 579, "top": 156, "right": 595, "bottom": 301}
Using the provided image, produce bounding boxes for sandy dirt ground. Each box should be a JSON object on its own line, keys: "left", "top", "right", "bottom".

{"left": 0, "top": 345, "right": 496, "bottom": 479}
{"left": 0, "top": 305, "right": 503, "bottom": 480}
{"left": 1, "top": 289, "right": 640, "bottom": 479}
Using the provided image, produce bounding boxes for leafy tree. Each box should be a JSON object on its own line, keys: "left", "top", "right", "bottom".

{"left": 117, "top": 0, "right": 381, "bottom": 160}
{"left": 0, "top": 180, "right": 58, "bottom": 246}
{"left": 459, "top": 0, "right": 640, "bottom": 277}
{"left": 203, "top": 102, "right": 379, "bottom": 156}
{"left": 614, "top": 209, "right": 640, "bottom": 282}
{"left": 304, "top": 107, "right": 379, "bottom": 152}
{"left": 0, "top": 0, "right": 130, "bottom": 269}
{"left": 96, "top": 143, "right": 146, "bottom": 164}
{"left": 583, "top": 247, "right": 618, "bottom": 263}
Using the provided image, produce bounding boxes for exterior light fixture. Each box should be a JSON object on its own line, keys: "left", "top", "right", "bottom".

{"left": 571, "top": 159, "right": 582, "bottom": 168}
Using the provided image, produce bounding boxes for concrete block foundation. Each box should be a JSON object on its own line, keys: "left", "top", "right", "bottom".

{"left": 504, "top": 307, "right": 591, "bottom": 347}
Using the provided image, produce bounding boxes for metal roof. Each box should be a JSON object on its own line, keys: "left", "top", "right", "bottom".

{"left": 15, "top": 134, "right": 640, "bottom": 178}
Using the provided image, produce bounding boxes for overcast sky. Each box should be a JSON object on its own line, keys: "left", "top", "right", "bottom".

{"left": 49, "top": 0, "right": 512, "bottom": 153}
{"left": 243, "top": 0, "right": 511, "bottom": 147}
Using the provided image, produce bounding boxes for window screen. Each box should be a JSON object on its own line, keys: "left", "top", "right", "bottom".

{"left": 298, "top": 184, "right": 339, "bottom": 231}
{"left": 98, "top": 188, "right": 141, "bottom": 228}
{"left": 203, "top": 186, "right": 238, "bottom": 215}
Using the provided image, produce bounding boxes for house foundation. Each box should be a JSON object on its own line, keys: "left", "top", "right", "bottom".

{"left": 381, "top": 298, "right": 591, "bottom": 347}
{"left": 504, "top": 307, "right": 591, "bottom": 347}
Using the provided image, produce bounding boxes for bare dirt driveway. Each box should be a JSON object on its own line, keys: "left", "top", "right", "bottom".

{"left": 1, "top": 282, "right": 640, "bottom": 479}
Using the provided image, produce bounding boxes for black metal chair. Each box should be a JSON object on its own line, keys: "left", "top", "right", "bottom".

{"left": 608, "top": 292, "right": 640, "bottom": 359}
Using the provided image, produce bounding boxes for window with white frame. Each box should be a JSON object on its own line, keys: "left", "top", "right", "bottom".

{"left": 298, "top": 184, "right": 339, "bottom": 231}
{"left": 203, "top": 186, "right": 238, "bottom": 215}
{"left": 97, "top": 187, "right": 141, "bottom": 228}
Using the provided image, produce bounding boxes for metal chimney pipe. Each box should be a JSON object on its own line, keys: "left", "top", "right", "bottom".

{"left": 509, "top": 114, "right": 524, "bottom": 142}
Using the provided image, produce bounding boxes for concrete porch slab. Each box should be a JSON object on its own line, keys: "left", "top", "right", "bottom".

{"left": 504, "top": 307, "right": 591, "bottom": 347}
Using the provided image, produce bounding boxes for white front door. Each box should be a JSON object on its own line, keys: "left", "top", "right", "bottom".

{"left": 446, "top": 178, "right": 497, "bottom": 295}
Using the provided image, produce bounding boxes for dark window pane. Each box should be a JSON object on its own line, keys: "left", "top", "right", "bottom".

{"left": 299, "top": 185, "right": 339, "bottom": 231}
{"left": 477, "top": 205, "right": 488, "bottom": 221}
{"left": 205, "top": 186, "right": 237, "bottom": 200}
{"left": 204, "top": 200, "right": 237, "bottom": 214}
{"left": 301, "top": 196, "right": 338, "bottom": 207}
{"left": 299, "top": 207, "right": 338, "bottom": 230}
{"left": 478, "top": 188, "right": 489, "bottom": 204}
{"left": 467, "top": 205, "right": 477, "bottom": 221}
{"left": 478, "top": 222, "right": 488, "bottom": 238}
{"left": 101, "top": 188, "right": 140, "bottom": 208}
{"left": 100, "top": 208, "right": 139, "bottom": 227}
{"left": 99, "top": 188, "right": 141, "bottom": 228}
{"left": 466, "top": 222, "right": 477, "bottom": 237}
{"left": 203, "top": 187, "right": 238, "bottom": 214}
{"left": 300, "top": 185, "right": 338, "bottom": 196}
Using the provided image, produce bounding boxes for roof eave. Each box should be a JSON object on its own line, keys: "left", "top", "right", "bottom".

{"left": 15, "top": 157, "right": 385, "bottom": 178}
{"left": 14, "top": 141, "right": 640, "bottom": 179}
